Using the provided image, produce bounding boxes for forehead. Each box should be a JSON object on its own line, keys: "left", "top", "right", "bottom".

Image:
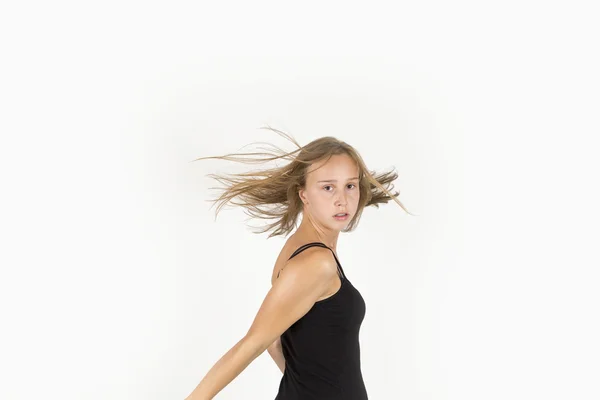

{"left": 306, "top": 154, "right": 359, "bottom": 182}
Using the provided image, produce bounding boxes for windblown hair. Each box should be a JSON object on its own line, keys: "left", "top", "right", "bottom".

{"left": 191, "top": 126, "right": 413, "bottom": 238}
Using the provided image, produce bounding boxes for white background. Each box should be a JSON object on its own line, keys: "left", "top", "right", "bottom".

{"left": 1, "top": 1, "right": 599, "bottom": 399}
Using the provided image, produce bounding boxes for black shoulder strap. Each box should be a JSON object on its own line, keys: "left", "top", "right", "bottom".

{"left": 288, "top": 242, "right": 328, "bottom": 260}
{"left": 283, "top": 241, "right": 345, "bottom": 279}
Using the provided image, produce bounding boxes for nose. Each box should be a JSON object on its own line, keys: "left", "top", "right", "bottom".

{"left": 335, "top": 191, "right": 347, "bottom": 207}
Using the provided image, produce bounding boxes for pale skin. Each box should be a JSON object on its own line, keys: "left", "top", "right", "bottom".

{"left": 185, "top": 154, "right": 361, "bottom": 400}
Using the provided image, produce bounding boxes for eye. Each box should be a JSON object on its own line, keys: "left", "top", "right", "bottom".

{"left": 324, "top": 184, "right": 356, "bottom": 191}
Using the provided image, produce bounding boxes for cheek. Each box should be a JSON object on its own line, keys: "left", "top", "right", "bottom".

{"left": 315, "top": 198, "right": 332, "bottom": 213}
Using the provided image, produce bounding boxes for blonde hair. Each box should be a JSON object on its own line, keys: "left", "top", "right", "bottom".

{"left": 191, "top": 126, "right": 414, "bottom": 238}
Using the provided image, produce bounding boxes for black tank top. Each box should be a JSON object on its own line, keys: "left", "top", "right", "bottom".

{"left": 274, "top": 242, "right": 368, "bottom": 400}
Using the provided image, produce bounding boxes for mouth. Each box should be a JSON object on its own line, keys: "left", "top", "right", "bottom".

{"left": 333, "top": 212, "right": 349, "bottom": 221}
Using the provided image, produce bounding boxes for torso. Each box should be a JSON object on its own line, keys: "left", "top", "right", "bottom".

{"left": 273, "top": 240, "right": 368, "bottom": 399}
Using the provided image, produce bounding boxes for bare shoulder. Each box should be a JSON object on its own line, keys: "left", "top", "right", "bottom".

{"left": 278, "top": 246, "right": 338, "bottom": 282}
{"left": 272, "top": 245, "right": 337, "bottom": 285}
{"left": 246, "top": 246, "right": 338, "bottom": 350}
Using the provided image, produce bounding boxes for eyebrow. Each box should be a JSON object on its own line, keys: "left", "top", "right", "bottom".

{"left": 317, "top": 177, "right": 360, "bottom": 183}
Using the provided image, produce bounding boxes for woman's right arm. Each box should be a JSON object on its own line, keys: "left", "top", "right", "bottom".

{"left": 267, "top": 337, "right": 285, "bottom": 374}
{"left": 184, "top": 250, "right": 336, "bottom": 400}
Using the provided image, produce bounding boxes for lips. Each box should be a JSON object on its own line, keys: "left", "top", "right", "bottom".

{"left": 333, "top": 212, "right": 349, "bottom": 220}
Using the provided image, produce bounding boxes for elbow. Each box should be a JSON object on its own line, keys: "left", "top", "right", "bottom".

{"left": 241, "top": 333, "right": 272, "bottom": 357}
{"left": 267, "top": 336, "right": 282, "bottom": 353}
{"left": 266, "top": 343, "right": 279, "bottom": 355}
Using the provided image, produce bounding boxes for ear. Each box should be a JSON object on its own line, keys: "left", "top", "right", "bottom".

{"left": 298, "top": 188, "right": 308, "bottom": 205}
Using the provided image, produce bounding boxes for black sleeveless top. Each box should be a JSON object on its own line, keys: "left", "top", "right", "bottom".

{"left": 274, "top": 242, "right": 368, "bottom": 400}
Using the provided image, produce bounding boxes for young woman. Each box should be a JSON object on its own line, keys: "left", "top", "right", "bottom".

{"left": 185, "top": 127, "right": 410, "bottom": 399}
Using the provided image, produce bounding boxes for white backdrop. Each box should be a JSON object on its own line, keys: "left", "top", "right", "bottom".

{"left": 1, "top": 1, "right": 599, "bottom": 399}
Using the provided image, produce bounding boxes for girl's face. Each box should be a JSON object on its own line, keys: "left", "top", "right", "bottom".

{"left": 299, "top": 153, "right": 361, "bottom": 230}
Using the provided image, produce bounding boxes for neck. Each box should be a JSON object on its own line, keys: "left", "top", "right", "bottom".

{"left": 294, "top": 213, "right": 340, "bottom": 251}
